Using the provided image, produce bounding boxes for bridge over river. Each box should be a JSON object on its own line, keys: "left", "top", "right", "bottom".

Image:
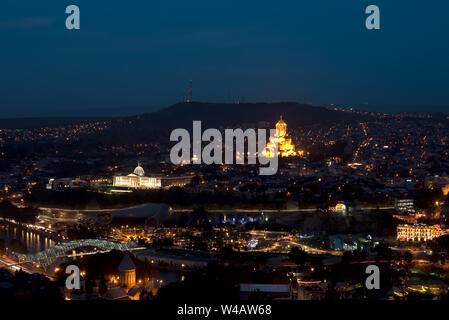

{"left": 18, "top": 239, "right": 143, "bottom": 267}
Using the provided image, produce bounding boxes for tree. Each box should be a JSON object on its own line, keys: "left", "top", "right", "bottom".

{"left": 66, "top": 225, "right": 97, "bottom": 240}
{"left": 218, "top": 246, "right": 235, "bottom": 262}
{"left": 342, "top": 251, "right": 354, "bottom": 264}
{"left": 310, "top": 255, "right": 323, "bottom": 269}
{"left": 248, "top": 289, "right": 268, "bottom": 301}
{"left": 414, "top": 188, "right": 443, "bottom": 214}
{"left": 85, "top": 279, "right": 94, "bottom": 298}
{"left": 288, "top": 247, "right": 307, "bottom": 265}
{"left": 375, "top": 243, "right": 392, "bottom": 262}
{"left": 192, "top": 236, "right": 209, "bottom": 251}
{"left": 0, "top": 200, "right": 38, "bottom": 223}
{"left": 402, "top": 251, "right": 413, "bottom": 267}
{"left": 8, "top": 239, "right": 27, "bottom": 254}
{"left": 98, "top": 278, "right": 107, "bottom": 297}
{"left": 353, "top": 249, "right": 367, "bottom": 263}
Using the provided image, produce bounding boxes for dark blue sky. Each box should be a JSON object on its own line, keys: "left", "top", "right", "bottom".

{"left": 0, "top": 0, "right": 448, "bottom": 117}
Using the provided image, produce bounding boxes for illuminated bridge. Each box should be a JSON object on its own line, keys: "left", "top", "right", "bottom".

{"left": 19, "top": 239, "right": 139, "bottom": 266}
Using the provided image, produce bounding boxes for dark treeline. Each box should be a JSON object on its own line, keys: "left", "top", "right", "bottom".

{"left": 0, "top": 269, "right": 62, "bottom": 301}
{"left": 25, "top": 187, "right": 285, "bottom": 210}
{"left": 0, "top": 200, "right": 39, "bottom": 223}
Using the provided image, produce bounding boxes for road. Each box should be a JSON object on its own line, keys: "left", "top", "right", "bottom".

{"left": 245, "top": 230, "right": 342, "bottom": 255}
{"left": 0, "top": 254, "right": 56, "bottom": 280}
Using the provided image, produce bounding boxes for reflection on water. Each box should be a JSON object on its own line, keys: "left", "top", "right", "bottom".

{"left": 0, "top": 224, "right": 56, "bottom": 254}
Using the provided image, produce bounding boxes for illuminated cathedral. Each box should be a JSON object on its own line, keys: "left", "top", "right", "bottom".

{"left": 264, "top": 116, "right": 301, "bottom": 158}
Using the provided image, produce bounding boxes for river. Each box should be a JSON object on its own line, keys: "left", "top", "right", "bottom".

{"left": 0, "top": 223, "right": 56, "bottom": 254}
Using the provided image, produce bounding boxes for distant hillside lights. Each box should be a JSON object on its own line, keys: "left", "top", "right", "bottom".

{"left": 170, "top": 121, "right": 279, "bottom": 175}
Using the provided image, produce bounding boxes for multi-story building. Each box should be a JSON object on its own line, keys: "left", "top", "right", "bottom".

{"left": 397, "top": 224, "right": 444, "bottom": 242}
{"left": 395, "top": 198, "right": 415, "bottom": 213}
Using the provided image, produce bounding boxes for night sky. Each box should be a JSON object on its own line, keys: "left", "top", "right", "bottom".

{"left": 0, "top": 0, "right": 448, "bottom": 117}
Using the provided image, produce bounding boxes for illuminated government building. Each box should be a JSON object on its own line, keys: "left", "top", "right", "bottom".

{"left": 113, "top": 164, "right": 192, "bottom": 189}
{"left": 264, "top": 116, "right": 302, "bottom": 158}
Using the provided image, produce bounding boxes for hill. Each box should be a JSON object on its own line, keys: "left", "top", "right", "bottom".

{"left": 92, "top": 101, "right": 371, "bottom": 143}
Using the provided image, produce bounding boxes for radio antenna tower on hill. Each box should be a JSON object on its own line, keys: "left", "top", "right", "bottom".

{"left": 186, "top": 80, "right": 193, "bottom": 103}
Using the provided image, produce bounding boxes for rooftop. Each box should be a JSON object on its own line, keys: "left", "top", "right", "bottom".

{"left": 118, "top": 254, "right": 136, "bottom": 271}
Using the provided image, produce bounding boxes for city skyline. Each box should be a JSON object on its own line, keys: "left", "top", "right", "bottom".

{"left": 2, "top": 0, "right": 449, "bottom": 307}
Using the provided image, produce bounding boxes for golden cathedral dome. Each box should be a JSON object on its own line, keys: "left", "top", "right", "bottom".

{"left": 275, "top": 116, "right": 287, "bottom": 138}
{"left": 276, "top": 115, "right": 286, "bottom": 126}
{"left": 264, "top": 115, "right": 303, "bottom": 158}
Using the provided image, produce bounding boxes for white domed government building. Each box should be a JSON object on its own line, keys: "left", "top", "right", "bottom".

{"left": 113, "top": 163, "right": 194, "bottom": 189}
{"left": 113, "top": 164, "right": 162, "bottom": 189}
